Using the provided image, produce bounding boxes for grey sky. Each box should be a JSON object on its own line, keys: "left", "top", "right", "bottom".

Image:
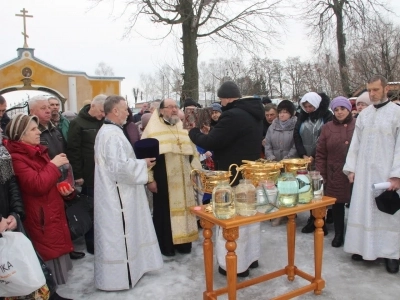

{"left": 1, "top": 0, "right": 399, "bottom": 108}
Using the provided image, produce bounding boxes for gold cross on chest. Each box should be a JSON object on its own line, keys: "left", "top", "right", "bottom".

{"left": 15, "top": 8, "right": 33, "bottom": 48}
{"left": 176, "top": 137, "right": 182, "bottom": 149}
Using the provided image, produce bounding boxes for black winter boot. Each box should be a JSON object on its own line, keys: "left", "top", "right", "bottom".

{"left": 326, "top": 208, "right": 333, "bottom": 224}
{"left": 331, "top": 203, "right": 345, "bottom": 247}
{"left": 322, "top": 218, "right": 328, "bottom": 236}
{"left": 301, "top": 214, "right": 315, "bottom": 233}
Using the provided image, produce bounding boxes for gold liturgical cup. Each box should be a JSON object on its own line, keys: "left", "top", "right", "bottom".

{"left": 238, "top": 159, "right": 283, "bottom": 186}
{"left": 280, "top": 158, "right": 311, "bottom": 175}
{"left": 191, "top": 164, "right": 239, "bottom": 194}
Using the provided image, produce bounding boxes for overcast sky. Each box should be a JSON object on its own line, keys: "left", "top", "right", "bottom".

{"left": 1, "top": 0, "right": 399, "bottom": 108}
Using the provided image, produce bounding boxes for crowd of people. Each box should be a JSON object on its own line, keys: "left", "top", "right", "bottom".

{"left": 0, "top": 74, "right": 400, "bottom": 299}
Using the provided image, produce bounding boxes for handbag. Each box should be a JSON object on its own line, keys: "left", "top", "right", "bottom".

{"left": 13, "top": 213, "right": 57, "bottom": 298}
{"left": 65, "top": 193, "right": 94, "bottom": 240}
{"left": 0, "top": 232, "right": 46, "bottom": 297}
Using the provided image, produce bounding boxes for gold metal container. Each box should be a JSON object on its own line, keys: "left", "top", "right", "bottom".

{"left": 238, "top": 159, "right": 283, "bottom": 186}
{"left": 191, "top": 164, "right": 239, "bottom": 193}
{"left": 280, "top": 158, "right": 311, "bottom": 175}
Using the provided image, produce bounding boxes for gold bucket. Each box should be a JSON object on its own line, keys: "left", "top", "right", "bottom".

{"left": 191, "top": 164, "right": 239, "bottom": 194}
{"left": 280, "top": 158, "right": 311, "bottom": 175}
{"left": 238, "top": 159, "right": 283, "bottom": 186}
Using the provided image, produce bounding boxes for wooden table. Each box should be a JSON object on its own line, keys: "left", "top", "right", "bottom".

{"left": 190, "top": 196, "right": 336, "bottom": 300}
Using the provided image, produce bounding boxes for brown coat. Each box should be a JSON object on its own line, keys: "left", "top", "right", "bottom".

{"left": 316, "top": 116, "right": 355, "bottom": 203}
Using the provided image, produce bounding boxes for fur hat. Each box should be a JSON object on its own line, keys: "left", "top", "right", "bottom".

{"left": 5, "top": 113, "right": 39, "bottom": 141}
{"left": 211, "top": 103, "right": 222, "bottom": 113}
{"left": 300, "top": 92, "right": 322, "bottom": 111}
{"left": 217, "top": 81, "right": 242, "bottom": 99}
{"left": 183, "top": 98, "right": 201, "bottom": 109}
{"left": 277, "top": 100, "right": 295, "bottom": 117}
{"left": 356, "top": 92, "right": 371, "bottom": 106}
{"left": 330, "top": 96, "right": 352, "bottom": 112}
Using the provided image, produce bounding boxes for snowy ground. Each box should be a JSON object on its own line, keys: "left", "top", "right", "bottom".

{"left": 58, "top": 211, "right": 399, "bottom": 300}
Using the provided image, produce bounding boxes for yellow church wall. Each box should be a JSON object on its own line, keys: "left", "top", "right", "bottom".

{"left": 0, "top": 59, "right": 69, "bottom": 97}
{"left": 0, "top": 56, "right": 122, "bottom": 111}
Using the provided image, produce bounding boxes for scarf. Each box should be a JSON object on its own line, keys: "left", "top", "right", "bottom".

{"left": 0, "top": 142, "right": 14, "bottom": 184}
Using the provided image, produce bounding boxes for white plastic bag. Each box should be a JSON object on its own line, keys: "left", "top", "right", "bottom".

{"left": 0, "top": 231, "right": 46, "bottom": 297}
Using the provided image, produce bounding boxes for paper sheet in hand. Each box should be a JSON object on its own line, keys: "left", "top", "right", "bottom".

{"left": 372, "top": 182, "right": 391, "bottom": 190}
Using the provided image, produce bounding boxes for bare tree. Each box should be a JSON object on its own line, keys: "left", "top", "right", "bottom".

{"left": 132, "top": 88, "right": 139, "bottom": 103}
{"left": 94, "top": 0, "right": 283, "bottom": 103}
{"left": 94, "top": 62, "right": 115, "bottom": 76}
{"left": 349, "top": 20, "right": 400, "bottom": 86}
{"left": 139, "top": 73, "right": 157, "bottom": 101}
{"left": 272, "top": 59, "right": 285, "bottom": 98}
{"left": 300, "top": 0, "right": 390, "bottom": 96}
{"left": 284, "top": 57, "right": 307, "bottom": 100}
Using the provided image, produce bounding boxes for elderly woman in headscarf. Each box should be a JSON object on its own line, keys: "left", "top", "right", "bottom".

{"left": 316, "top": 97, "right": 355, "bottom": 247}
{"left": 5, "top": 114, "right": 75, "bottom": 290}
{"left": 294, "top": 92, "right": 333, "bottom": 235}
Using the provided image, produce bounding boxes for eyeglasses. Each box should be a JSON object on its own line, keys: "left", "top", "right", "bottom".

{"left": 163, "top": 105, "right": 179, "bottom": 110}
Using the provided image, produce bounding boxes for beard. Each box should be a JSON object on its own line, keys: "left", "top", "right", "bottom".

{"left": 167, "top": 115, "right": 180, "bottom": 125}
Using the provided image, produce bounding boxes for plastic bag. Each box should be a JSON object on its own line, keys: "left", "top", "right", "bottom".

{"left": 0, "top": 232, "right": 46, "bottom": 297}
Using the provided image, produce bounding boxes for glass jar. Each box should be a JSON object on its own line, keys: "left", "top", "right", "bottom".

{"left": 309, "top": 171, "right": 324, "bottom": 201}
{"left": 235, "top": 179, "right": 257, "bottom": 216}
{"left": 212, "top": 180, "right": 235, "bottom": 219}
{"left": 277, "top": 173, "right": 298, "bottom": 207}
{"left": 296, "top": 170, "right": 313, "bottom": 204}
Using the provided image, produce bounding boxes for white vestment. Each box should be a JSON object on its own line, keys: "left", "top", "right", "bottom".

{"left": 94, "top": 124, "right": 163, "bottom": 291}
{"left": 343, "top": 102, "right": 400, "bottom": 260}
{"left": 216, "top": 223, "right": 261, "bottom": 273}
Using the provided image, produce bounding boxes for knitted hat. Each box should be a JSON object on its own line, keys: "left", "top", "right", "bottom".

{"left": 211, "top": 103, "right": 222, "bottom": 113}
{"left": 356, "top": 91, "right": 371, "bottom": 106}
{"left": 5, "top": 113, "right": 39, "bottom": 141}
{"left": 217, "top": 81, "right": 242, "bottom": 99}
{"left": 183, "top": 98, "right": 201, "bottom": 109}
{"left": 262, "top": 96, "right": 272, "bottom": 104}
{"left": 277, "top": 100, "right": 295, "bottom": 117}
{"left": 330, "top": 96, "right": 352, "bottom": 112}
{"left": 300, "top": 92, "right": 322, "bottom": 111}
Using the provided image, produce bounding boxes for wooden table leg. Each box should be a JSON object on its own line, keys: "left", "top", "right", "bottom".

{"left": 286, "top": 214, "right": 296, "bottom": 281}
{"left": 223, "top": 227, "right": 239, "bottom": 300}
{"left": 201, "top": 219, "right": 215, "bottom": 300}
{"left": 312, "top": 207, "right": 327, "bottom": 295}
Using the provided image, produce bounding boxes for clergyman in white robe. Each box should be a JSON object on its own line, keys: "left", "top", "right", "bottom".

{"left": 94, "top": 123, "right": 163, "bottom": 291}
{"left": 343, "top": 101, "right": 400, "bottom": 260}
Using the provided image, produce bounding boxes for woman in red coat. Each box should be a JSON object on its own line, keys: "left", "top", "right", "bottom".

{"left": 5, "top": 114, "right": 75, "bottom": 286}
{"left": 316, "top": 97, "right": 356, "bottom": 247}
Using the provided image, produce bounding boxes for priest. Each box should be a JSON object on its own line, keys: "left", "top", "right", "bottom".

{"left": 141, "top": 98, "right": 201, "bottom": 256}
{"left": 343, "top": 75, "right": 400, "bottom": 274}
{"left": 94, "top": 95, "right": 163, "bottom": 290}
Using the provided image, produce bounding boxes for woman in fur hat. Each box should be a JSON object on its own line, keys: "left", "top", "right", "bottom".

{"left": 294, "top": 92, "right": 333, "bottom": 235}
{"left": 265, "top": 100, "right": 297, "bottom": 161}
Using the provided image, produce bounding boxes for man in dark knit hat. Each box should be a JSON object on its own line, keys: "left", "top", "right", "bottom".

{"left": 189, "top": 80, "right": 263, "bottom": 277}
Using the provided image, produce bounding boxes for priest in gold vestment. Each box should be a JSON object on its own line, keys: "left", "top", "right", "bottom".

{"left": 141, "top": 98, "right": 201, "bottom": 256}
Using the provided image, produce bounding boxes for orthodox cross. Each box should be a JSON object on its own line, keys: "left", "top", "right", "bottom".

{"left": 15, "top": 8, "right": 33, "bottom": 48}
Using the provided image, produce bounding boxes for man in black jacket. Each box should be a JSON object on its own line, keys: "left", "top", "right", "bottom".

{"left": 189, "top": 81, "right": 264, "bottom": 181}
{"left": 67, "top": 94, "right": 106, "bottom": 194}
{"left": 189, "top": 81, "right": 264, "bottom": 277}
